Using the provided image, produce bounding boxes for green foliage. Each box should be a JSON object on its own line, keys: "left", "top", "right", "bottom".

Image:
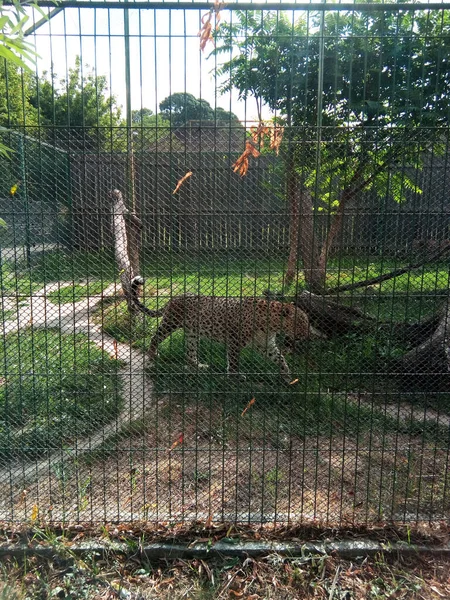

{"left": 0, "top": 62, "right": 39, "bottom": 130}
{"left": 159, "top": 92, "right": 241, "bottom": 128}
{"left": 0, "top": 1, "right": 45, "bottom": 70}
{"left": 214, "top": 9, "right": 450, "bottom": 206}
{"left": 217, "top": 10, "right": 450, "bottom": 128}
{"left": 131, "top": 107, "right": 154, "bottom": 124}
{"left": 0, "top": 1, "right": 43, "bottom": 157}
{"left": 0, "top": 330, "right": 123, "bottom": 458}
{"left": 130, "top": 108, "right": 171, "bottom": 149}
{"left": 30, "top": 57, "right": 124, "bottom": 151}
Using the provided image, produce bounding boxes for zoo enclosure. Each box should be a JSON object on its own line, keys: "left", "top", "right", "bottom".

{"left": 0, "top": 0, "right": 450, "bottom": 527}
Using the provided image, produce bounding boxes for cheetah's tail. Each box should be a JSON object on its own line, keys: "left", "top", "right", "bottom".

{"left": 130, "top": 276, "right": 165, "bottom": 317}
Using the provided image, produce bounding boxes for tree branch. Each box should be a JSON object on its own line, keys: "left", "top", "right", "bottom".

{"left": 328, "top": 244, "right": 450, "bottom": 294}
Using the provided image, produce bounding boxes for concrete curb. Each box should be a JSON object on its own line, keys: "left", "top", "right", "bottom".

{"left": 0, "top": 539, "right": 449, "bottom": 560}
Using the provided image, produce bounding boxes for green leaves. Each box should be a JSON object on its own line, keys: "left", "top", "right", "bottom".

{"left": 0, "top": 1, "right": 45, "bottom": 156}
{"left": 0, "top": 2, "right": 40, "bottom": 72}
{"left": 214, "top": 9, "right": 445, "bottom": 212}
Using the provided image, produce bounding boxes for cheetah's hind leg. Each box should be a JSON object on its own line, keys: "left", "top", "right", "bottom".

{"left": 185, "top": 333, "right": 209, "bottom": 370}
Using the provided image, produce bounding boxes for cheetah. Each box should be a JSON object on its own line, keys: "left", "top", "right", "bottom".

{"left": 131, "top": 276, "right": 325, "bottom": 380}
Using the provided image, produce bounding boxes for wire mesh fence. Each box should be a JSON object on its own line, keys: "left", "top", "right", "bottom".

{"left": 0, "top": 0, "right": 450, "bottom": 526}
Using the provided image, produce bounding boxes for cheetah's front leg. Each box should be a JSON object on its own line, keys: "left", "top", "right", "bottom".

{"left": 263, "top": 336, "right": 292, "bottom": 382}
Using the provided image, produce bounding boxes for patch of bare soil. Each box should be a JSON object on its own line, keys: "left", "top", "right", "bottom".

{"left": 4, "top": 393, "right": 448, "bottom": 524}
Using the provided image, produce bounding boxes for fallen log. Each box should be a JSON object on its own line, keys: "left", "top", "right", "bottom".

{"left": 265, "top": 289, "right": 376, "bottom": 336}
{"left": 394, "top": 299, "right": 450, "bottom": 390}
{"left": 266, "top": 286, "right": 450, "bottom": 391}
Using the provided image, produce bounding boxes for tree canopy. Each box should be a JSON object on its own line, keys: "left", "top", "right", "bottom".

{"left": 0, "top": 61, "right": 38, "bottom": 129}
{"left": 217, "top": 10, "right": 450, "bottom": 129}
{"left": 214, "top": 9, "right": 450, "bottom": 290}
{"left": 131, "top": 108, "right": 155, "bottom": 125}
{"left": 30, "top": 57, "right": 123, "bottom": 151}
{"left": 159, "top": 92, "right": 241, "bottom": 128}
{"left": 215, "top": 9, "right": 450, "bottom": 202}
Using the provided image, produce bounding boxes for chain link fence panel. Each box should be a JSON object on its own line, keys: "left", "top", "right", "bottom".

{"left": 0, "top": 1, "right": 449, "bottom": 527}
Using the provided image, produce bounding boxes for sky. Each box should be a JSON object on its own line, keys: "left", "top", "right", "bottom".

{"left": 29, "top": 5, "right": 266, "bottom": 123}
{"left": 27, "top": 1, "right": 450, "bottom": 125}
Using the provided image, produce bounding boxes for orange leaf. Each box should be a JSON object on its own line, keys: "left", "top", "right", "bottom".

{"left": 173, "top": 171, "right": 193, "bottom": 194}
{"left": 205, "top": 513, "right": 213, "bottom": 527}
{"left": 269, "top": 126, "right": 284, "bottom": 155}
{"left": 250, "top": 122, "right": 270, "bottom": 146}
{"left": 199, "top": 20, "right": 213, "bottom": 51}
{"left": 198, "top": 1, "right": 223, "bottom": 51}
{"left": 169, "top": 433, "right": 184, "bottom": 452}
{"left": 250, "top": 122, "right": 284, "bottom": 155}
{"left": 232, "top": 154, "right": 249, "bottom": 177}
{"left": 246, "top": 140, "right": 261, "bottom": 158}
{"left": 232, "top": 141, "right": 260, "bottom": 177}
{"left": 241, "top": 397, "right": 256, "bottom": 417}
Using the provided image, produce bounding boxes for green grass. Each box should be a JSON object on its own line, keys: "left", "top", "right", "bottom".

{"left": 47, "top": 281, "right": 108, "bottom": 304}
{"left": 25, "top": 248, "right": 118, "bottom": 283}
{"left": 89, "top": 252, "right": 450, "bottom": 446}
{"left": 0, "top": 330, "right": 124, "bottom": 458}
{"left": 3, "top": 247, "right": 450, "bottom": 302}
{"left": 2, "top": 249, "right": 450, "bottom": 449}
{"left": 0, "top": 261, "right": 38, "bottom": 297}
{"left": 1, "top": 249, "right": 117, "bottom": 293}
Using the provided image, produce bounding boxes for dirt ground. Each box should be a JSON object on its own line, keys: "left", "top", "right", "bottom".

{"left": 2, "top": 426, "right": 447, "bottom": 525}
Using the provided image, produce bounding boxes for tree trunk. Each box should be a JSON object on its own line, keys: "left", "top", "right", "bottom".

{"left": 126, "top": 211, "right": 142, "bottom": 277}
{"left": 110, "top": 189, "right": 141, "bottom": 315}
{"left": 284, "top": 151, "right": 322, "bottom": 292}
{"left": 284, "top": 151, "right": 369, "bottom": 293}
{"left": 284, "top": 171, "right": 300, "bottom": 289}
{"left": 316, "top": 163, "right": 368, "bottom": 278}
